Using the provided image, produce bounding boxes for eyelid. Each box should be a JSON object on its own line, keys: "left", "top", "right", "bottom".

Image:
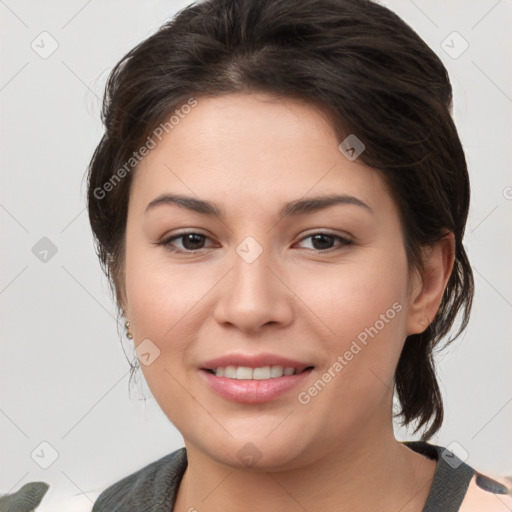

{"left": 296, "top": 229, "right": 352, "bottom": 242}
{"left": 294, "top": 231, "right": 353, "bottom": 251}
{"left": 158, "top": 230, "right": 216, "bottom": 251}
{"left": 157, "top": 229, "right": 353, "bottom": 254}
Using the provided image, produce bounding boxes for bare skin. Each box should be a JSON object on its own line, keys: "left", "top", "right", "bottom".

{"left": 121, "top": 92, "right": 461, "bottom": 511}
{"left": 460, "top": 475, "right": 512, "bottom": 511}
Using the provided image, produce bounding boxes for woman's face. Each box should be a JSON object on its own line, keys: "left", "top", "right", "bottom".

{"left": 123, "top": 92, "right": 422, "bottom": 469}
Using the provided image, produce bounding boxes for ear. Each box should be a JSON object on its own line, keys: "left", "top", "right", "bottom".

{"left": 406, "top": 232, "right": 455, "bottom": 335}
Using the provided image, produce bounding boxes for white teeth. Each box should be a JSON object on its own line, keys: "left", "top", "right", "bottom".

{"left": 270, "top": 365, "right": 284, "bottom": 378}
{"left": 213, "top": 365, "right": 298, "bottom": 379}
{"left": 236, "top": 366, "right": 253, "bottom": 380}
{"left": 253, "top": 367, "right": 271, "bottom": 380}
{"left": 224, "top": 366, "right": 237, "bottom": 379}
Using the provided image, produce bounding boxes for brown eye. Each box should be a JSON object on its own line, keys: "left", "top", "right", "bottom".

{"left": 297, "top": 232, "right": 352, "bottom": 252}
{"left": 159, "top": 232, "right": 212, "bottom": 253}
{"left": 179, "top": 233, "right": 206, "bottom": 250}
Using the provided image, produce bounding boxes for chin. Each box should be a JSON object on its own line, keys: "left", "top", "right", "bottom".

{"left": 196, "top": 432, "right": 315, "bottom": 472}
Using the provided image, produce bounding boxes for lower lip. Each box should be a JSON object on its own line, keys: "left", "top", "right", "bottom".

{"left": 200, "top": 368, "right": 314, "bottom": 403}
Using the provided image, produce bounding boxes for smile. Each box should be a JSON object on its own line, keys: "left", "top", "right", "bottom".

{"left": 200, "top": 366, "right": 315, "bottom": 403}
{"left": 207, "top": 365, "right": 313, "bottom": 379}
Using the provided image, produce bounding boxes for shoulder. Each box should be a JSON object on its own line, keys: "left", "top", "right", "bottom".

{"left": 403, "top": 440, "right": 512, "bottom": 512}
{"left": 92, "top": 447, "right": 187, "bottom": 512}
{"left": 459, "top": 473, "right": 512, "bottom": 512}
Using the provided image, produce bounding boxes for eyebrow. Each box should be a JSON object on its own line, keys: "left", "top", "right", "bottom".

{"left": 145, "top": 193, "right": 373, "bottom": 219}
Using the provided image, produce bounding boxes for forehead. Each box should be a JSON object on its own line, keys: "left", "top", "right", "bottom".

{"left": 130, "top": 93, "right": 393, "bottom": 217}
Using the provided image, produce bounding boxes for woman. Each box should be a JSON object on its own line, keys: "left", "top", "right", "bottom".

{"left": 87, "top": 0, "right": 511, "bottom": 510}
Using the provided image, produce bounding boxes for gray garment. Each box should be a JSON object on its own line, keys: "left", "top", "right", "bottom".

{"left": 2, "top": 443, "right": 507, "bottom": 512}
{"left": 90, "top": 441, "right": 509, "bottom": 512}
{"left": 0, "top": 482, "right": 49, "bottom": 512}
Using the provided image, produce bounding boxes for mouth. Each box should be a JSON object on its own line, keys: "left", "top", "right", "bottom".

{"left": 199, "top": 354, "right": 315, "bottom": 403}
{"left": 203, "top": 365, "right": 315, "bottom": 379}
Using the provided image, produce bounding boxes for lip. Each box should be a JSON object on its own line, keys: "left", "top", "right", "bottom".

{"left": 200, "top": 367, "right": 314, "bottom": 403}
{"left": 199, "top": 352, "right": 315, "bottom": 404}
{"left": 200, "top": 352, "right": 313, "bottom": 373}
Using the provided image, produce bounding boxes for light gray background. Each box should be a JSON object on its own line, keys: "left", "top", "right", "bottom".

{"left": 1, "top": 0, "right": 511, "bottom": 507}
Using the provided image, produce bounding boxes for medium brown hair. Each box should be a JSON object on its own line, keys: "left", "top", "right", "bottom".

{"left": 87, "top": 0, "right": 474, "bottom": 440}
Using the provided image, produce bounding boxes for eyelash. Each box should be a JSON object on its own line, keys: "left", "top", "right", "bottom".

{"left": 156, "top": 231, "right": 353, "bottom": 254}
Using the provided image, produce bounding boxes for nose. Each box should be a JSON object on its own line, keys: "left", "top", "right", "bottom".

{"left": 212, "top": 243, "right": 294, "bottom": 335}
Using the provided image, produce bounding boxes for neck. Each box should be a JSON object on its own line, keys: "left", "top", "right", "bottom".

{"left": 174, "top": 409, "right": 436, "bottom": 512}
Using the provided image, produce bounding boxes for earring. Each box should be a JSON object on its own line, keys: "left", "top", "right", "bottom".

{"left": 124, "top": 320, "right": 133, "bottom": 339}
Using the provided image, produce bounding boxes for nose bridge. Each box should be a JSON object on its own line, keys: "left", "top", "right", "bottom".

{"left": 212, "top": 235, "right": 293, "bottom": 332}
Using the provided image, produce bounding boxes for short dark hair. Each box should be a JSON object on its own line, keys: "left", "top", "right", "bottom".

{"left": 87, "top": 0, "right": 474, "bottom": 440}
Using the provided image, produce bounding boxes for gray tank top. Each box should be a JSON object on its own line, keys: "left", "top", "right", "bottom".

{"left": 87, "top": 441, "right": 510, "bottom": 511}
{"left": 404, "top": 441, "right": 509, "bottom": 511}
{"left": 2, "top": 442, "right": 508, "bottom": 511}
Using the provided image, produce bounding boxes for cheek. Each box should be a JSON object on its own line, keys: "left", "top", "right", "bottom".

{"left": 124, "top": 234, "right": 203, "bottom": 338}
{"left": 299, "top": 250, "right": 410, "bottom": 397}
{"left": 291, "top": 261, "right": 409, "bottom": 436}
{"left": 123, "top": 246, "right": 200, "bottom": 427}
{"left": 295, "top": 252, "right": 409, "bottom": 340}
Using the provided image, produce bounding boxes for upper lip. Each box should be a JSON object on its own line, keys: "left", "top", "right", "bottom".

{"left": 201, "top": 353, "right": 314, "bottom": 372}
